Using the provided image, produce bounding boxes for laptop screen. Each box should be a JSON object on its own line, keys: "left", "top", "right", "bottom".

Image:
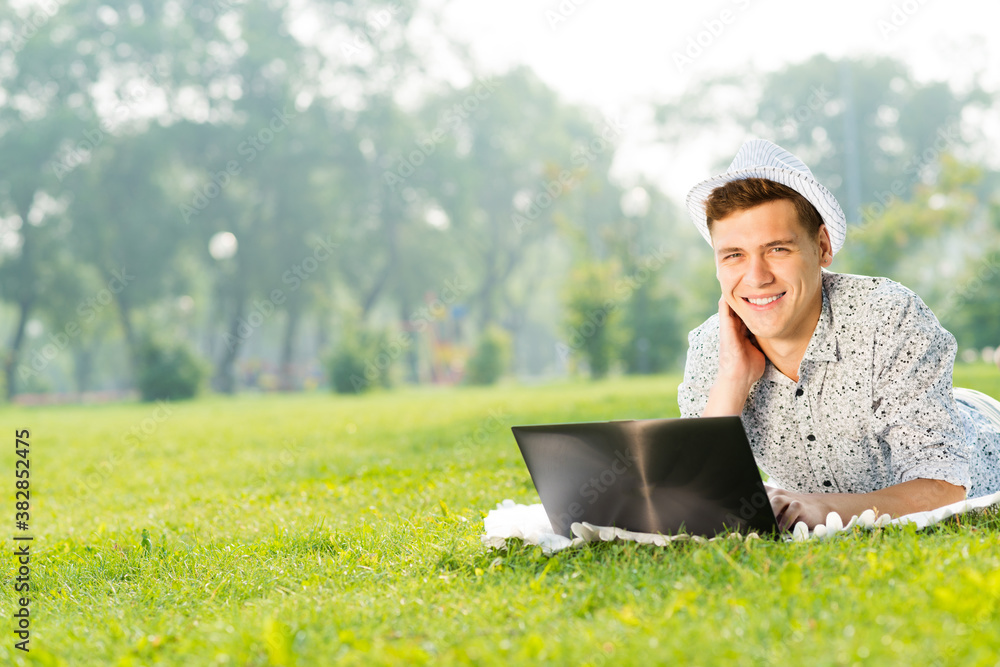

{"left": 512, "top": 417, "right": 779, "bottom": 538}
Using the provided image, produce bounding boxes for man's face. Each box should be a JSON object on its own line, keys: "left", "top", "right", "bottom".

{"left": 711, "top": 199, "right": 833, "bottom": 344}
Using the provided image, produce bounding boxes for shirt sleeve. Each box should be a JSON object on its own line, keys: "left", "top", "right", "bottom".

{"left": 677, "top": 315, "right": 720, "bottom": 419}
{"left": 871, "top": 289, "right": 971, "bottom": 491}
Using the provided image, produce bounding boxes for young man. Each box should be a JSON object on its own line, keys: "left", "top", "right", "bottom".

{"left": 680, "top": 139, "right": 1000, "bottom": 531}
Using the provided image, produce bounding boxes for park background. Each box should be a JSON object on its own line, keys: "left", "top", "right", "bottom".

{"left": 1, "top": 0, "right": 1000, "bottom": 401}
{"left": 3, "top": 1, "right": 1000, "bottom": 665}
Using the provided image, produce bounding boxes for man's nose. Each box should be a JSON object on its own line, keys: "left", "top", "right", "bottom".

{"left": 744, "top": 254, "right": 774, "bottom": 287}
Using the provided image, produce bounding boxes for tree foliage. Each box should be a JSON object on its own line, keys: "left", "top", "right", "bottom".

{"left": 0, "top": 4, "right": 997, "bottom": 400}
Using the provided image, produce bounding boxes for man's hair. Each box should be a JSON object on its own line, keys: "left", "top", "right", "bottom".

{"left": 705, "top": 178, "right": 824, "bottom": 239}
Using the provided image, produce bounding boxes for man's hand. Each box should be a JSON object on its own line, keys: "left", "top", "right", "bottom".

{"left": 766, "top": 486, "right": 833, "bottom": 531}
{"left": 702, "top": 297, "right": 767, "bottom": 416}
{"left": 766, "top": 478, "right": 967, "bottom": 532}
{"left": 717, "top": 296, "right": 766, "bottom": 385}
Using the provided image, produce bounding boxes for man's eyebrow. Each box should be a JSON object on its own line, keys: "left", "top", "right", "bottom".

{"left": 715, "top": 238, "right": 799, "bottom": 255}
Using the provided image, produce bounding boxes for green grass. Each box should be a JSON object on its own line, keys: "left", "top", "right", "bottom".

{"left": 2, "top": 365, "right": 1000, "bottom": 665}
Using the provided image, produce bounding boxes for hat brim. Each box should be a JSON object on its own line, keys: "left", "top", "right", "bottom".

{"left": 685, "top": 165, "right": 847, "bottom": 255}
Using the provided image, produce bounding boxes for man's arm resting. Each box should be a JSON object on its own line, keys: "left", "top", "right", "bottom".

{"left": 701, "top": 377, "right": 755, "bottom": 417}
{"left": 766, "top": 478, "right": 967, "bottom": 531}
{"left": 698, "top": 297, "right": 766, "bottom": 417}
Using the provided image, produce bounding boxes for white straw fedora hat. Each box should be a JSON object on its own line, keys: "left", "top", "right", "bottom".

{"left": 685, "top": 138, "right": 847, "bottom": 255}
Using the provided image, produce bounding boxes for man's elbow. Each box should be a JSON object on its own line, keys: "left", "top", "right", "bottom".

{"left": 924, "top": 478, "right": 967, "bottom": 506}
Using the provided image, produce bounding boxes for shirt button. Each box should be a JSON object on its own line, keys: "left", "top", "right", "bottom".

{"left": 807, "top": 434, "right": 816, "bottom": 441}
{"left": 823, "top": 480, "right": 832, "bottom": 487}
{"left": 795, "top": 388, "right": 804, "bottom": 397}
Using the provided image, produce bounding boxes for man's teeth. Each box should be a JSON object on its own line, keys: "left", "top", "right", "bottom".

{"left": 747, "top": 294, "right": 782, "bottom": 305}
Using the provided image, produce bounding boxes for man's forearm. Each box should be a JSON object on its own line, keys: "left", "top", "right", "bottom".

{"left": 816, "top": 479, "right": 966, "bottom": 520}
{"left": 701, "top": 379, "right": 753, "bottom": 417}
{"left": 768, "top": 478, "right": 967, "bottom": 531}
{"left": 835, "top": 478, "right": 966, "bottom": 518}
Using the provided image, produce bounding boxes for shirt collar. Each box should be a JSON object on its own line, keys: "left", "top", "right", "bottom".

{"left": 760, "top": 276, "right": 839, "bottom": 384}
{"left": 801, "top": 278, "right": 839, "bottom": 364}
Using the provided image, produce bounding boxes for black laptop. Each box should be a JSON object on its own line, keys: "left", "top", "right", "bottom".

{"left": 511, "top": 417, "right": 779, "bottom": 538}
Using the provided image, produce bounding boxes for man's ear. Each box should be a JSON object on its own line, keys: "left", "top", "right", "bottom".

{"left": 817, "top": 224, "right": 833, "bottom": 266}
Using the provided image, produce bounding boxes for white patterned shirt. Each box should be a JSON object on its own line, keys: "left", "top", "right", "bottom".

{"left": 678, "top": 270, "right": 1000, "bottom": 498}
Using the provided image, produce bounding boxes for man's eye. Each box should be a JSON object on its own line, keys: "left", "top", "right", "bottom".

{"left": 770, "top": 247, "right": 788, "bottom": 253}
{"left": 725, "top": 253, "right": 741, "bottom": 260}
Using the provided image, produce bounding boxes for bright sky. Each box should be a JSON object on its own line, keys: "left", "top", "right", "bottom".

{"left": 435, "top": 0, "right": 1000, "bottom": 201}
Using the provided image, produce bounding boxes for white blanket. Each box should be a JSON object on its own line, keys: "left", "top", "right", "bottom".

{"left": 482, "top": 490, "right": 1000, "bottom": 554}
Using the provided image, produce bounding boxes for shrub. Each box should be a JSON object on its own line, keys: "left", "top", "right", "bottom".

{"left": 327, "top": 328, "right": 394, "bottom": 394}
{"left": 621, "top": 282, "right": 685, "bottom": 374}
{"left": 328, "top": 345, "right": 368, "bottom": 394}
{"left": 135, "top": 335, "right": 209, "bottom": 401}
{"left": 563, "top": 259, "right": 623, "bottom": 379}
{"left": 465, "top": 325, "right": 511, "bottom": 385}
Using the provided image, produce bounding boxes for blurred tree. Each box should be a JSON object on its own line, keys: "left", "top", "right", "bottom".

{"left": 14, "top": 253, "right": 113, "bottom": 395}
{"left": 562, "top": 258, "right": 623, "bottom": 379}
{"left": 336, "top": 91, "right": 463, "bottom": 387}
{"left": 0, "top": 0, "right": 243, "bottom": 396}
{"left": 0, "top": 0, "right": 98, "bottom": 398}
{"left": 655, "top": 55, "right": 991, "bottom": 222}
{"left": 465, "top": 324, "right": 510, "bottom": 385}
{"left": 620, "top": 278, "right": 685, "bottom": 375}
{"left": 424, "top": 67, "right": 619, "bottom": 332}
{"left": 601, "top": 183, "right": 688, "bottom": 374}
{"left": 926, "top": 166, "right": 1000, "bottom": 349}
{"left": 752, "top": 55, "right": 983, "bottom": 223}
{"left": 154, "top": 1, "right": 391, "bottom": 392}
{"left": 837, "top": 155, "right": 982, "bottom": 280}
{"left": 65, "top": 130, "right": 189, "bottom": 382}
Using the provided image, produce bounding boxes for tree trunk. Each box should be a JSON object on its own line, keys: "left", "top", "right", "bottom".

{"left": 477, "top": 212, "right": 509, "bottom": 331}
{"left": 3, "top": 297, "right": 33, "bottom": 401}
{"left": 316, "top": 308, "right": 330, "bottom": 356}
{"left": 72, "top": 345, "right": 94, "bottom": 395}
{"left": 4, "top": 199, "right": 37, "bottom": 400}
{"left": 278, "top": 301, "right": 301, "bottom": 391}
{"left": 477, "top": 245, "right": 521, "bottom": 332}
{"left": 400, "top": 298, "right": 420, "bottom": 384}
{"left": 360, "top": 193, "right": 400, "bottom": 320}
{"left": 116, "top": 290, "right": 138, "bottom": 387}
{"left": 477, "top": 266, "right": 497, "bottom": 331}
{"left": 213, "top": 291, "right": 246, "bottom": 394}
{"left": 360, "top": 228, "right": 398, "bottom": 320}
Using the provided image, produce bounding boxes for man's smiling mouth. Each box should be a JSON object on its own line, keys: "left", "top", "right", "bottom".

{"left": 742, "top": 292, "right": 786, "bottom": 306}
